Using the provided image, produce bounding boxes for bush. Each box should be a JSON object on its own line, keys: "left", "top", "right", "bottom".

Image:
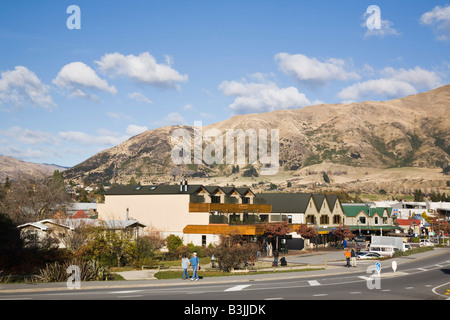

{"left": 33, "top": 259, "right": 111, "bottom": 283}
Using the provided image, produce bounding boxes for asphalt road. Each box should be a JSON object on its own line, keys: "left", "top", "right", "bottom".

{"left": 1, "top": 248, "right": 449, "bottom": 303}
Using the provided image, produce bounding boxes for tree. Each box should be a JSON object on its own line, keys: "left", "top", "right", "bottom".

{"left": 413, "top": 189, "right": 424, "bottom": 201}
{"left": 210, "top": 232, "right": 258, "bottom": 272}
{"left": 322, "top": 172, "right": 330, "bottom": 183}
{"left": 78, "top": 223, "right": 137, "bottom": 267}
{"left": 332, "top": 224, "right": 354, "bottom": 244}
{"left": 0, "top": 174, "right": 72, "bottom": 224}
{"left": 296, "top": 224, "right": 317, "bottom": 240}
{"left": 263, "top": 220, "right": 292, "bottom": 251}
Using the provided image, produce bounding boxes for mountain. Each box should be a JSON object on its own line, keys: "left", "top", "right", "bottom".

{"left": 62, "top": 85, "right": 450, "bottom": 194}
{"left": 0, "top": 156, "right": 67, "bottom": 182}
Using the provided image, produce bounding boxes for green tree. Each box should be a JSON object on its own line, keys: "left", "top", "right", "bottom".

{"left": 414, "top": 189, "right": 424, "bottom": 202}
{"left": 166, "top": 234, "right": 183, "bottom": 252}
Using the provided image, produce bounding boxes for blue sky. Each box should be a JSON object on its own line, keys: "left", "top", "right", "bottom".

{"left": 0, "top": 0, "right": 449, "bottom": 167}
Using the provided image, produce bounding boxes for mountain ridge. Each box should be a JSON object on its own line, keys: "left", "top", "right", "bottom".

{"left": 61, "top": 85, "right": 450, "bottom": 193}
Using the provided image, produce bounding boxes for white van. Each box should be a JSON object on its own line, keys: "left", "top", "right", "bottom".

{"left": 368, "top": 244, "right": 399, "bottom": 257}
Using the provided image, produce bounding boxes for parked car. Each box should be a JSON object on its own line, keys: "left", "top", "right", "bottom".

{"left": 367, "top": 244, "right": 399, "bottom": 257}
{"left": 356, "top": 252, "right": 381, "bottom": 259}
{"left": 419, "top": 239, "right": 434, "bottom": 247}
{"left": 403, "top": 243, "right": 412, "bottom": 251}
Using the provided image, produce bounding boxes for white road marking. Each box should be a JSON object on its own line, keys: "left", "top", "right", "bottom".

{"left": 308, "top": 280, "right": 321, "bottom": 286}
{"left": 224, "top": 285, "right": 251, "bottom": 292}
{"left": 313, "top": 294, "right": 328, "bottom": 297}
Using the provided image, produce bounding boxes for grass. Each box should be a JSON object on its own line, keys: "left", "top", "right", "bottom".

{"left": 154, "top": 267, "right": 324, "bottom": 280}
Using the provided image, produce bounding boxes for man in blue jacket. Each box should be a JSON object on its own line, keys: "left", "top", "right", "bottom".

{"left": 190, "top": 252, "right": 200, "bottom": 281}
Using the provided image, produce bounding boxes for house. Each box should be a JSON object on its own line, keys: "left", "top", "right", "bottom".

{"left": 396, "top": 219, "right": 422, "bottom": 236}
{"left": 17, "top": 218, "right": 147, "bottom": 249}
{"left": 257, "top": 193, "right": 345, "bottom": 249}
{"left": 342, "top": 204, "right": 399, "bottom": 238}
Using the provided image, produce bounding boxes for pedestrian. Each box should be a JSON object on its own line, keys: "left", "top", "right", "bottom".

{"left": 350, "top": 248, "right": 357, "bottom": 267}
{"left": 268, "top": 243, "right": 273, "bottom": 256}
{"left": 266, "top": 243, "right": 270, "bottom": 256}
{"left": 181, "top": 255, "right": 190, "bottom": 280}
{"left": 190, "top": 252, "right": 200, "bottom": 281}
{"left": 344, "top": 249, "right": 351, "bottom": 267}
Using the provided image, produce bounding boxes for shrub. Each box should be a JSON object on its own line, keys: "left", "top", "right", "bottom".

{"left": 33, "top": 259, "right": 111, "bottom": 283}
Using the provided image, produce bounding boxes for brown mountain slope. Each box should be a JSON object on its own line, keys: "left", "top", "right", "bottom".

{"left": 62, "top": 85, "right": 450, "bottom": 192}
{"left": 0, "top": 156, "right": 67, "bottom": 181}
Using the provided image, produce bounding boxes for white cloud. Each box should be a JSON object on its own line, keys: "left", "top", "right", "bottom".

{"left": 420, "top": 5, "right": 450, "bottom": 41}
{"left": 53, "top": 62, "right": 117, "bottom": 100}
{"left": 0, "top": 145, "right": 46, "bottom": 160}
{"left": 363, "top": 19, "right": 401, "bottom": 38}
{"left": 58, "top": 131, "right": 126, "bottom": 146}
{"left": 0, "top": 66, "right": 55, "bottom": 110}
{"left": 0, "top": 126, "right": 58, "bottom": 145}
{"left": 96, "top": 52, "right": 188, "bottom": 89}
{"left": 219, "top": 79, "right": 312, "bottom": 114}
{"left": 275, "top": 53, "right": 360, "bottom": 85}
{"left": 128, "top": 92, "right": 152, "bottom": 104}
{"left": 337, "top": 66, "right": 442, "bottom": 102}
{"left": 126, "top": 124, "right": 148, "bottom": 136}
{"left": 165, "top": 112, "right": 186, "bottom": 125}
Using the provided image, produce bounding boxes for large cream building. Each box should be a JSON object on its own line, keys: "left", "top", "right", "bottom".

{"left": 98, "top": 181, "right": 348, "bottom": 248}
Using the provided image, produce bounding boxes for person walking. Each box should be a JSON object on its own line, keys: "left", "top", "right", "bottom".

{"left": 181, "top": 255, "right": 190, "bottom": 280}
{"left": 190, "top": 252, "right": 200, "bottom": 281}
{"left": 350, "top": 248, "right": 357, "bottom": 267}
{"left": 344, "top": 249, "right": 351, "bottom": 267}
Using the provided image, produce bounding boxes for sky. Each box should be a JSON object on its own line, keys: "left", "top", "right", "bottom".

{"left": 0, "top": 0, "right": 449, "bottom": 168}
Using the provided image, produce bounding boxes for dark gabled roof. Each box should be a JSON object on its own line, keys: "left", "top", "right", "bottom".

{"left": 312, "top": 194, "right": 326, "bottom": 210}
{"left": 325, "top": 194, "right": 339, "bottom": 210}
{"left": 257, "top": 193, "right": 312, "bottom": 213}
{"left": 105, "top": 184, "right": 205, "bottom": 195}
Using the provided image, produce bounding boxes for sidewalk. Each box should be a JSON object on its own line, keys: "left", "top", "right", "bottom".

{"left": 1, "top": 247, "right": 448, "bottom": 293}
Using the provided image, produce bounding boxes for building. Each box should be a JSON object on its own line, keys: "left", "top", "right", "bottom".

{"left": 98, "top": 182, "right": 271, "bottom": 247}
{"left": 17, "top": 218, "right": 147, "bottom": 249}
{"left": 257, "top": 193, "right": 345, "bottom": 249}
{"left": 342, "top": 204, "right": 399, "bottom": 238}
{"left": 98, "top": 182, "right": 347, "bottom": 248}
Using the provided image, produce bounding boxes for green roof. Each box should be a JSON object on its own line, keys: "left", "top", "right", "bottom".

{"left": 342, "top": 205, "right": 392, "bottom": 218}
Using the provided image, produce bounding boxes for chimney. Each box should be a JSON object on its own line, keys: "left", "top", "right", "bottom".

{"left": 184, "top": 178, "right": 188, "bottom": 192}
{"left": 180, "top": 179, "right": 183, "bottom": 192}
{"left": 126, "top": 208, "right": 129, "bottom": 221}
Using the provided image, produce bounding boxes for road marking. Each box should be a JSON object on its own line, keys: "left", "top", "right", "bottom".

{"left": 349, "top": 292, "right": 362, "bottom": 294}
{"left": 308, "top": 280, "right": 321, "bottom": 286}
{"left": 110, "top": 290, "right": 143, "bottom": 294}
{"left": 117, "top": 295, "right": 143, "bottom": 298}
{"left": 313, "top": 294, "right": 328, "bottom": 297}
{"left": 265, "top": 297, "right": 284, "bottom": 300}
{"left": 405, "top": 287, "right": 414, "bottom": 290}
{"left": 224, "top": 285, "right": 251, "bottom": 292}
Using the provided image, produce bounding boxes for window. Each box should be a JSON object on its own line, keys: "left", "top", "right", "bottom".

{"left": 242, "top": 197, "right": 250, "bottom": 204}
{"left": 374, "top": 216, "right": 379, "bottom": 224}
{"left": 359, "top": 216, "right": 366, "bottom": 224}
{"left": 320, "top": 215, "right": 329, "bottom": 225}
{"left": 306, "top": 215, "right": 316, "bottom": 224}
{"left": 202, "top": 235, "right": 206, "bottom": 247}
{"left": 211, "top": 196, "right": 221, "bottom": 203}
{"left": 333, "top": 215, "right": 341, "bottom": 224}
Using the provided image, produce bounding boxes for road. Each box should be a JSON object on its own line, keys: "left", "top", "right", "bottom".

{"left": 1, "top": 249, "right": 449, "bottom": 302}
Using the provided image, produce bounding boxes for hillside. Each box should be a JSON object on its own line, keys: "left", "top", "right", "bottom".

{"left": 0, "top": 156, "right": 67, "bottom": 182}
{"left": 62, "top": 85, "right": 450, "bottom": 194}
